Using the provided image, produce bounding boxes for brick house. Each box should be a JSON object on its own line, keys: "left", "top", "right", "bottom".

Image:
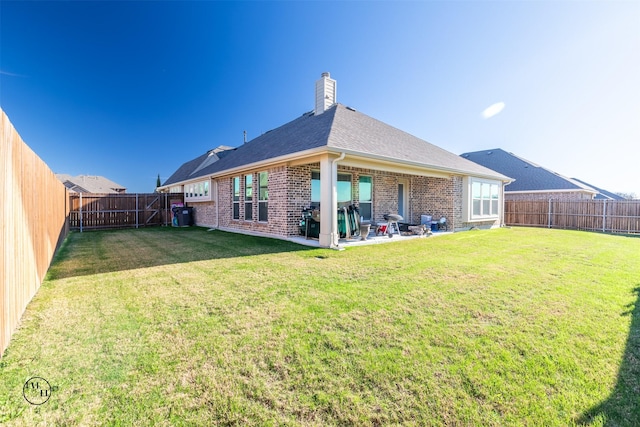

{"left": 461, "top": 149, "right": 624, "bottom": 201}
{"left": 158, "top": 73, "right": 511, "bottom": 248}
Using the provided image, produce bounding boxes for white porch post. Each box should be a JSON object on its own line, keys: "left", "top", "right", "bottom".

{"left": 318, "top": 153, "right": 341, "bottom": 248}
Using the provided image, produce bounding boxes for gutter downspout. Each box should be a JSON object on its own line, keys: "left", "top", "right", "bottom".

{"left": 330, "top": 152, "right": 346, "bottom": 248}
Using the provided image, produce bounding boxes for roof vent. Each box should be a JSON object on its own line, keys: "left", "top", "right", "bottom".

{"left": 315, "top": 72, "right": 336, "bottom": 115}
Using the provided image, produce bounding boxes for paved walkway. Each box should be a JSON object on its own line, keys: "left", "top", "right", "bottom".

{"left": 287, "top": 230, "right": 451, "bottom": 249}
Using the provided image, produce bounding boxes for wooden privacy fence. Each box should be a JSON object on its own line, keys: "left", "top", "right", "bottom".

{"left": 69, "top": 193, "right": 184, "bottom": 230}
{"left": 505, "top": 199, "right": 640, "bottom": 234}
{"left": 1, "top": 109, "right": 70, "bottom": 358}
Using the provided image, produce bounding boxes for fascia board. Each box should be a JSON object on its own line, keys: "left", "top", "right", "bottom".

{"left": 326, "top": 148, "right": 512, "bottom": 182}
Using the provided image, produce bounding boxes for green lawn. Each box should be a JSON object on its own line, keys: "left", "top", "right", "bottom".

{"left": 1, "top": 227, "right": 638, "bottom": 426}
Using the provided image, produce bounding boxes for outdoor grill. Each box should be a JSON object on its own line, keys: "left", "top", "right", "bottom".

{"left": 376, "top": 214, "right": 403, "bottom": 238}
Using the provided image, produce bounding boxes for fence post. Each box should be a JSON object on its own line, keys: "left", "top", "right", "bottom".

{"left": 602, "top": 199, "right": 607, "bottom": 233}
{"left": 79, "top": 192, "right": 83, "bottom": 233}
{"left": 164, "top": 192, "right": 168, "bottom": 226}
{"left": 136, "top": 194, "right": 139, "bottom": 229}
{"left": 548, "top": 199, "right": 552, "bottom": 229}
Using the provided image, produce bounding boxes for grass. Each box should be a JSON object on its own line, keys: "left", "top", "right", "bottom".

{"left": 1, "top": 226, "right": 638, "bottom": 426}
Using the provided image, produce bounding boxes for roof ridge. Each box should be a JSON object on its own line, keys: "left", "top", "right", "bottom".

{"left": 321, "top": 104, "right": 340, "bottom": 147}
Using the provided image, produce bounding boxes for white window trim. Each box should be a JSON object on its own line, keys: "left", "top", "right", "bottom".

{"left": 258, "top": 171, "right": 268, "bottom": 223}
{"left": 358, "top": 175, "right": 373, "bottom": 221}
{"left": 463, "top": 177, "right": 501, "bottom": 222}
{"left": 244, "top": 174, "right": 253, "bottom": 221}
{"left": 232, "top": 176, "right": 240, "bottom": 220}
{"left": 184, "top": 179, "right": 212, "bottom": 202}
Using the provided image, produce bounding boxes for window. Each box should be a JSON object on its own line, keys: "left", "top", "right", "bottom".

{"left": 359, "top": 175, "right": 372, "bottom": 221}
{"left": 337, "top": 173, "right": 352, "bottom": 205}
{"left": 244, "top": 174, "right": 253, "bottom": 220}
{"left": 185, "top": 179, "right": 212, "bottom": 202}
{"left": 232, "top": 177, "right": 240, "bottom": 220}
{"left": 311, "top": 171, "right": 320, "bottom": 206}
{"left": 471, "top": 179, "right": 500, "bottom": 218}
{"left": 310, "top": 171, "right": 352, "bottom": 208}
{"left": 258, "top": 172, "right": 268, "bottom": 222}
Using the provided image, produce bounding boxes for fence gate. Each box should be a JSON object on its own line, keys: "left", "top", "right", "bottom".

{"left": 69, "top": 193, "right": 184, "bottom": 230}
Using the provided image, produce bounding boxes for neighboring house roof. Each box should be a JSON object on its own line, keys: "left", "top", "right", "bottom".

{"left": 163, "top": 104, "right": 509, "bottom": 187}
{"left": 460, "top": 149, "right": 597, "bottom": 195}
{"left": 571, "top": 178, "right": 626, "bottom": 200}
{"left": 56, "top": 174, "right": 126, "bottom": 193}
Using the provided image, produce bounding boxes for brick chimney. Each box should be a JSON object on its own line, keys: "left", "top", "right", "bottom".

{"left": 315, "top": 72, "right": 336, "bottom": 115}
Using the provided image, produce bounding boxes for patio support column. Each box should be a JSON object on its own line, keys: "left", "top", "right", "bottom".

{"left": 318, "top": 153, "right": 343, "bottom": 248}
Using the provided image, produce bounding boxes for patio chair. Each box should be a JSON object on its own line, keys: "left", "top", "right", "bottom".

{"left": 438, "top": 217, "right": 449, "bottom": 231}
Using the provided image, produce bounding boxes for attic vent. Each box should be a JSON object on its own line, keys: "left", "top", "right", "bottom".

{"left": 487, "top": 151, "right": 493, "bottom": 155}
{"left": 346, "top": 106, "right": 356, "bottom": 112}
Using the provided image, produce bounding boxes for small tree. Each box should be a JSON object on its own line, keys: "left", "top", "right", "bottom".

{"left": 615, "top": 192, "right": 637, "bottom": 200}
{"left": 156, "top": 174, "right": 161, "bottom": 191}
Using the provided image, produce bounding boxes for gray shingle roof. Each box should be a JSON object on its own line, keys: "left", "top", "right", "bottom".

{"left": 163, "top": 151, "right": 218, "bottom": 187}
{"left": 56, "top": 174, "right": 126, "bottom": 193}
{"left": 460, "top": 149, "right": 596, "bottom": 193}
{"left": 163, "top": 104, "right": 509, "bottom": 186}
{"left": 571, "top": 178, "right": 626, "bottom": 200}
{"left": 328, "top": 105, "right": 506, "bottom": 177}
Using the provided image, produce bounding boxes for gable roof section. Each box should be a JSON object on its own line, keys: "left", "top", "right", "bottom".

{"left": 571, "top": 178, "right": 626, "bottom": 200}
{"left": 163, "top": 104, "right": 509, "bottom": 187}
{"left": 163, "top": 152, "right": 212, "bottom": 186}
{"left": 328, "top": 105, "right": 505, "bottom": 177}
{"left": 164, "top": 146, "right": 237, "bottom": 186}
{"left": 56, "top": 174, "right": 126, "bottom": 193}
{"left": 460, "top": 149, "right": 595, "bottom": 194}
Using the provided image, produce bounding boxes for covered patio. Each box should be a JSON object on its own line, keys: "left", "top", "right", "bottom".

{"left": 288, "top": 223, "right": 453, "bottom": 249}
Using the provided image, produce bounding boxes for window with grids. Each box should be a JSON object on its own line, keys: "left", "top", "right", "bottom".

{"left": 185, "top": 180, "right": 211, "bottom": 202}
{"left": 471, "top": 179, "right": 499, "bottom": 218}
{"left": 258, "top": 172, "right": 268, "bottom": 222}
{"left": 232, "top": 177, "right": 240, "bottom": 220}
{"left": 358, "top": 175, "right": 372, "bottom": 221}
{"left": 244, "top": 174, "right": 253, "bottom": 220}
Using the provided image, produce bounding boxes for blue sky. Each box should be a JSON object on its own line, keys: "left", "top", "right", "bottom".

{"left": 2, "top": 1, "right": 639, "bottom": 195}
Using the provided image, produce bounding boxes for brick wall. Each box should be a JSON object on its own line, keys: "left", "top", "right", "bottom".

{"left": 220, "top": 171, "right": 270, "bottom": 235}
{"left": 452, "top": 176, "right": 464, "bottom": 229}
{"left": 189, "top": 163, "right": 469, "bottom": 238}
{"left": 409, "top": 175, "right": 457, "bottom": 226}
{"left": 193, "top": 166, "right": 311, "bottom": 238}
{"left": 189, "top": 201, "right": 216, "bottom": 227}
{"left": 284, "top": 164, "right": 314, "bottom": 236}
{"left": 332, "top": 166, "right": 460, "bottom": 227}
{"left": 218, "top": 176, "right": 232, "bottom": 228}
